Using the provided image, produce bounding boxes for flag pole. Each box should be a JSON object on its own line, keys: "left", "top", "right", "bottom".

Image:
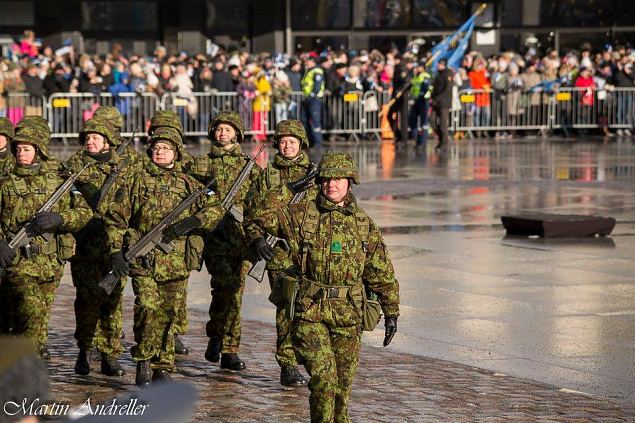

{"left": 378, "top": 3, "right": 489, "bottom": 118}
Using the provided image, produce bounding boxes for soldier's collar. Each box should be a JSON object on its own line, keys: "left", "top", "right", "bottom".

{"left": 274, "top": 151, "right": 309, "bottom": 168}
{"left": 210, "top": 142, "right": 241, "bottom": 157}
{"left": 0, "top": 148, "right": 8, "bottom": 159}
{"left": 317, "top": 191, "right": 356, "bottom": 214}
{"left": 14, "top": 161, "right": 45, "bottom": 176}
{"left": 147, "top": 159, "right": 181, "bottom": 175}
{"left": 84, "top": 149, "right": 113, "bottom": 163}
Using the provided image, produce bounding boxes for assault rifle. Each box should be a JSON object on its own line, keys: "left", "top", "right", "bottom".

{"left": 98, "top": 177, "right": 216, "bottom": 295}
{"left": 247, "top": 163, "right": 319, "bottom": 283}
{"left": 0, "top": 163, "right": 92, "bottom": 277}
{"left": 219, "top": 144, "right": 266, "bottom": 223}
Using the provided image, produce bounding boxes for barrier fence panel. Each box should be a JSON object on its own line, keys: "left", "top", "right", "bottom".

{"left": 320, "top": 91, "right": 364, "bottom": 138}
{"left": 361, "top": 90, "right": 391, "bottom": 138}
{"left": 161, "top": 92, "right": 239, "bottom": 137}
{"left": 5, "top": 93, "right": 47, "bottom": 125}
{"left": 118, "top": 92, "right": 161, "bottom": 137}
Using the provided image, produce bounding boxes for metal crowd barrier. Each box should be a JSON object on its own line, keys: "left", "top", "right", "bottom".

{"left": 5, "top": 93, "right": 47, "bottom": 125}
{"left": 46, "top": 92, "right": 160, "bottom": 139}
{"left": 5, "top": 86, "right": 635, "bottom": 141}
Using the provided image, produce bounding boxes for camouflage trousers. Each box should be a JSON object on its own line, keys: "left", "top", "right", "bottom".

{"left": 174, "top": 285, "right": 188, "bottom": 335}
{"left": 205, "top": 256, "right": 250, "bottom": 353}
{"left": 4, "top": 275, "right": 60, "bottom": 350}
{"left": 71, "top": 260, "right": 125, "bottom": 357}
{"left": 292, "top": 320, "right": 361, "bottom": 423}
{"left": 131, "top": 276, "right": 187, "bottom": 371}
{"left": 268, "top": 271, "right": 297, "bottom": 367}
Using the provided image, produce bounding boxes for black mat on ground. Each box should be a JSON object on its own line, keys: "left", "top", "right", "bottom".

{"left": 501, "top": 213, "right": 616, "bottom": 238}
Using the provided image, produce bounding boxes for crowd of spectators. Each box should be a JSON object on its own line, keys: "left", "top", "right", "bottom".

{"left": 2, "top": 29, "right": 634, "bottom": 136}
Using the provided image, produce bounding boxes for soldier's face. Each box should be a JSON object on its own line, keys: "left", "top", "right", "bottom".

{"left": 85, "top": 133, "right": 108, "bottom": 153}
{"left": 151, "top": 142, "right": 175, "bottom": 166}
{"left": 279, "top": 136, "right": 300, "bottom": 159}
{"left": 15, "top": 143, "right": 36, "bottom": 165}
{"left": 215, "top": 124, "right": 236, "bottom": 147}
{"left": 321, "top": 177, "right": 349, "bottom": 205}
{"left": 0, "top": 135, "right": 7, "bottom": 150}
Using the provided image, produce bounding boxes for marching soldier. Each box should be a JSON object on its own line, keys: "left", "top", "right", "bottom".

{"left": 189, "top": 111, "right": 261, "bottom": 371}
{"left": 250, "top": 152, "right": 400, "bottom": 422}
{"left": 64, "top": 118, "right": 135, "bottom": 377}
{"left": 0, "top": 117, "right": 15, "bottom": 334}
{"left": 148, "top": 109, "right": 192, "bottom": 355}
{"left": 0, "top": 118, "right": 14, "bottom": 171}
{"left": 245, "top": 119, "right": 313, "bottom": 386}
{"left": 93, "top": 105, "right": 143, "bottom": 167}
{"left": 0, "top": 127, "right": 92, "bottom": 358}
{"left": 103, "top": 127, "right": 224, "bottom": 386}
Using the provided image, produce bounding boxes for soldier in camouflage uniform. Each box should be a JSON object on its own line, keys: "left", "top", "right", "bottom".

{"left": 148, "top": 110, "right": 193, "bottom": 355}
{"left": 189, "top": 111, "right": 261, "bottom": 371}
{"left": 0, "top": 117, "right": 15, "bottom": 334}
{"left": 0, "top": 116, "right": 59, "bottom": 176}
{"left": 93, "top": 106, "right": 143, "bottom": 167}
{"left": 250, "top": 152, "right": 400, "bottom": 423}
{"left": 0, "top": 127, "right": 93, "bottom": 358}
{"left": 103, "top": 126, "right": 225, "bottom": 386}
{"left": 245, "top": 120, "right": 313, "bottom": 386}
{"left": 63, "top": 118, "right": 136, "bottom": 377}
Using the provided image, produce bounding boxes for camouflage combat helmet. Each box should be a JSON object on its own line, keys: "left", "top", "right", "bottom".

{"left": 11, "top": 126, "right": 50, "bottom": 159}
{"left": 0, "top": 117, "right": 15, "bottom": 140}
{"left": 93, "top": 106, "right": 124, "bottom": 131}
{"left": 273, "top": 119, "right": 309, "bottom": 149}
{"left": 208, "top": 110, "right": 244, "bottom": 143}
{"left": 16, "top": 116, "right": 51, "bottom": 138}
{"left": 79, "top": 118, "right": 115, "bottom": 146}
{"left": 317, "top": 152, "right": 360, "bottom": 184}
{"left": 149, "top": 110, "right": 184, "bottom": 136}
{"left": 147, "top": 126, "right": 184, "bottom": 161}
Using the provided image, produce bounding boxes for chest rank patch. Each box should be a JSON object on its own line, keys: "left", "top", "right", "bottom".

{"left": 330, "top": 234, "right": 343, "bottom": 254}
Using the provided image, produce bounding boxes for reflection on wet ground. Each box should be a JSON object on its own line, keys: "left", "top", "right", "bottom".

{"left": 53, "top": 138, "right": 635, "bottom": 405}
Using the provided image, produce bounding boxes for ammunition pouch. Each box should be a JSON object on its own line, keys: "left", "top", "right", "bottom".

{"left": 56, "top": 232, "right": 76, "bottom": 261}
{"left": 361, "top": 288, "right": 382, "bottom": 332}
{"left": 185, "top": 235, "right": 205, "bottom": 271}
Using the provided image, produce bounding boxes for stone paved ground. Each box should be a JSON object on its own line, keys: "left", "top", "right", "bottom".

{"left": 43, "top": 281, "right": 634, "bottom": 422}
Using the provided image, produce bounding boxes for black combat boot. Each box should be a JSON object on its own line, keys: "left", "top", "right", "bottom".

{"left": 280, "top": 365, "right": 308, "bottom": 387}
{"left": 174, "top": 334, "right": 189, "bottom": 355}
{"left": 152, "top": 369, "right": 172, "bottom": 383}
{"left": 74, "top": 349, "right": 91, "bottom": 375}
{"left": 220, "top": 353, "right": 246, "bottom": 370}
{"left": 204, "top": 337, "right": 221, "bottom": 363}
{"left": 135, "top": 361, "right": 152, "bottom": 387}
{"left": 101, "top": 355, "right": 126, "bottom": 377}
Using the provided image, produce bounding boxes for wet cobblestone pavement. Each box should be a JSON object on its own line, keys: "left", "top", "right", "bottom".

{"left": 44, "top": 281, "right": 634, "bottom": 422}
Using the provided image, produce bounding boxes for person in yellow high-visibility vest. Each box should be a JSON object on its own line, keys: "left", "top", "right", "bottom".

{"left": 301, "top": 53, "right": 325, "bottom": 147}
{"left": 409, "top": 60, "right": 432, "bottom": 148}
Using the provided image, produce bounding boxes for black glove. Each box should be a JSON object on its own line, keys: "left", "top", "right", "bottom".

{"left": 29, "top": 212, "right": 64, "bottom": 235}
{"left": 110, "top": 251, "right": 130, "bottom": 278}
{"left": 252, "top": 237, "right": 275, "bottom": 261}
{"left": 0, "top": 240, "right": 16, "bottom": 268}
{"left": 383, "top": 316, "right": 398, "bottom": 347}
{"left": 164, "top": 215, "right": 202, "bottom": 241}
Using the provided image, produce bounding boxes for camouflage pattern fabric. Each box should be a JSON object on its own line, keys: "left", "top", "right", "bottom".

{"left": 272, "top": 119, "right": 309, "bottom": 149}
{"left": 208, "top": 110, "right": 245, "bottom": 143}
{"left": 244, "top": 150, "right": 312, "bottom": 366}
{"left": 149, "top": 110, "right": 184, "bottom": 136}
{"left": 189, "top": 142, "right": 261, "bottom": 354}
{"left": 130, "top": 276, "right": 187, "bottom": 371}
{"left": 0, "top": 117, "right": 15, "bottom": 139}
{"left": 16, "top": 116, "right": 50, "bottom": 137}
{"left": 317, "top": 152, "right": 360, "bottom": 185}
{"left": 64, "top": 121, "right": 136, "bottom": 358}
{"left": 0, "top": 161, "right": 93, "bottom": 350}
{"left": 93, "top": 106, "right": 124, "bottom": 131}
{"left": 103, "top": 144, "right": 224, "bottom": 371}
{"left": 2, "top": 118, "right": 62, "bottom": 176}
{"left": 250, "top": 186, "right": 400, "bottom": 422}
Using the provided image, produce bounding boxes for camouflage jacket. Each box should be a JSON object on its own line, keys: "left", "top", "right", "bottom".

{"left": 63, "top": 149, "right": 136, "bottom": 261}
{"left": 103, "top": 159, "right": 224, "bottom": 282}
{"left": 253, "top": 192, "right": 400, "bottom": 324}
{"left": 188, "top": 143, "right": 261, "bottom": 256}
{"left": 0, "top": 161, "right": 93, "bottom": 279}
{"left": 245, "top": 151, "right": 313, "bottom": 270}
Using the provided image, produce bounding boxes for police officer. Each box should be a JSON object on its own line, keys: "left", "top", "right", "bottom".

{"left": 189, "top": 111, "right": 261, "bottom": 371}
{"left": 0, "top": 127, "right": 93, "bottom": 358}
{"left": 409, "top": 61, "right": 432, "bottom": 148}
{"left": 103, "top": 127, "right": 224, "bottom": 385}
{"left": 245, "top": 119, "right": 312, "bottom": 387}
{"left": 251, "top": 152, "right": 400, "bottom": 422}
{"left": 301, "top": 53, "right": 325, "bottom": 148}
{"left": 430, "top": 58, "right": 454, "bottom": 149}
{"left": 64, "top": 118, "right": 135, "bottom": 377}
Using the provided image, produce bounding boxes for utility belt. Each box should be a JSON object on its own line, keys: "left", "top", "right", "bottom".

{"left": 21, "top": 237, "right": 58, "bottom": 258}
